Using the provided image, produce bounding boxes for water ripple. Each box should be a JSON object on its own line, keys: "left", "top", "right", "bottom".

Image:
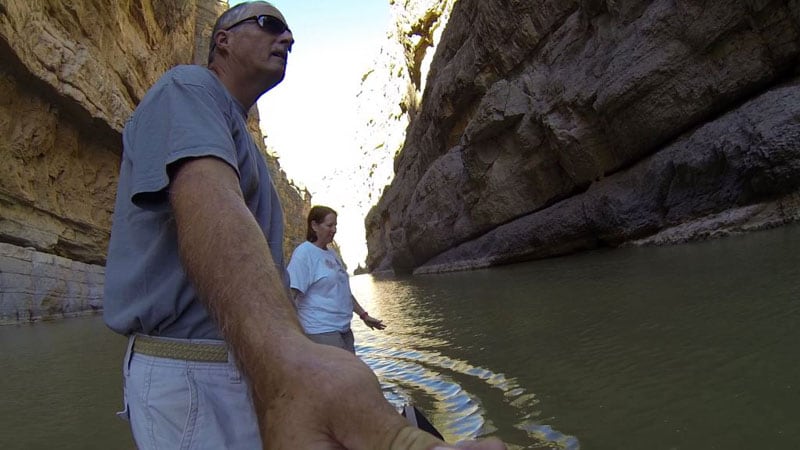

{"left": 356, "top": 339, "right": 579, "bottom": 449}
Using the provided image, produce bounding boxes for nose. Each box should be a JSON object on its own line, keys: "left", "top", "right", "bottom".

{"left": 278, "top": 31, "right": 294, "bottom": 52}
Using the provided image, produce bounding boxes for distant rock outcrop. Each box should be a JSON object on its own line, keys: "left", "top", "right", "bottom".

{"left": 365, "top": 0, "right": 800, "bottom": 274}
{"left": 0, "top": 1, "right": 309, "bottom": 323}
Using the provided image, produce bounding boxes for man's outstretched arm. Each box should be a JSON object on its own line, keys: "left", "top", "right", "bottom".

{"left": 169, "top": 156, "right": 505, "bottom": 450}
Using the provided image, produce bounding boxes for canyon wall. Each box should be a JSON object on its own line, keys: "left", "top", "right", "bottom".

{"left": 0, "top": 0, "right": 309, "bottom": 323}
{"left": 365, "top": 0, "right": 800, "bottom": 274}
{"left": 320, "top": 0, "right": 457, "bottom": 272}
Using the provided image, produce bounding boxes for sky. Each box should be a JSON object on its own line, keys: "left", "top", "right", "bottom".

{"left": 229, "top": 0, "right": 392, "bottom": 268}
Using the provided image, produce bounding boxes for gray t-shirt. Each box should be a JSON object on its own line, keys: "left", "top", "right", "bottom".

{"left": 103, "top": 65, "right": 285, "bottom": 339}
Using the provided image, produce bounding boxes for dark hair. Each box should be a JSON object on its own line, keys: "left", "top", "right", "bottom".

{"left": 208, "top": 1, "right": 275, "bottom": 66}
{"left": 306, "top": 205, "right": 337, "bottom": 242}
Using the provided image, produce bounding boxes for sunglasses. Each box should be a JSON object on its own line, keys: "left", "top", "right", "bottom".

{"left": 224, "top": 14, "right": 290, "bottom": 35}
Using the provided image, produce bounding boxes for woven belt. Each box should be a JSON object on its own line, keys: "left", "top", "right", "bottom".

{"left": 133, "top": 335, "right": 228, "bottom": 362}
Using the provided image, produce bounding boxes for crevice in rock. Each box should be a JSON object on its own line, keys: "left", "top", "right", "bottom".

{"left": 0, "top": 35, "right": 122, "bottom": 156}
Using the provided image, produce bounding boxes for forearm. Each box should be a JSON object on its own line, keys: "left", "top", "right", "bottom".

{"left": 351, "top": 296, "right": 367, "bottom": 317}
{"left": 170, "top": 160, "right": 306, "bottom": 412}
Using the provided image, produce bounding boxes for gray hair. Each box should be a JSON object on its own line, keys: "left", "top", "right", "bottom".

{"left": 207, "top": 1, "right": 276, "bottom": 65}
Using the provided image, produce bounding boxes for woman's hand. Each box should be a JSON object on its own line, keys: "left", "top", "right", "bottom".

{"left": 363, "top": 314, "right": 386, "bottom": 330}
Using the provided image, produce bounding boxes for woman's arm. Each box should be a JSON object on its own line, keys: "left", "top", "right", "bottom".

{"left": 352, "top": 295, "right": 386, "bottom": 330}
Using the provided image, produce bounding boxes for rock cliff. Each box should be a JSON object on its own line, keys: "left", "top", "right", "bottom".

{"left": 0, "top": 0, "right": 309, "bottom": 323}
{"left": 322, "top": 0, "right": 456, "bottom": 271}
{"left": 365, "top": 0, "right": 800, "bottom": 274}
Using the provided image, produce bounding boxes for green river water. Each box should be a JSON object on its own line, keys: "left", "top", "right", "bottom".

{"left": 2, "top": 224, "right": 799, "bottom": 449}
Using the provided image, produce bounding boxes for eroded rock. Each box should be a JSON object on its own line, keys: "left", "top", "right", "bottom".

{"left": 366, "top": 0, "right": 800, "bottom": 274}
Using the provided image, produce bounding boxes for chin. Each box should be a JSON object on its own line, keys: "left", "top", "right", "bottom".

{"left": 263, "top": 71, "right": 286, "bottom": 90}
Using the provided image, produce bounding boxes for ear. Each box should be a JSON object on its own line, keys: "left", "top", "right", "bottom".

{"left": 214, "top": 29, "right": 231, "bottom": 55}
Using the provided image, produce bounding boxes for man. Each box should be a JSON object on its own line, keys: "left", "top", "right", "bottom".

{"left": 104, "top": 1, "right": 505, "bottom": 449}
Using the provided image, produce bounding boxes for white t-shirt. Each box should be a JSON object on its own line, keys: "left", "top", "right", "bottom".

{"left": 287, "top": 241, "right": 354, "bottom": 334}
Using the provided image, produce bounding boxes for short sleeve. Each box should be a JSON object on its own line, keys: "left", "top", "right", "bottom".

{"left": 287, "top": 244, "right": 313, "bottom": 294}
{"left": 124, "top": 74, "right": 239, "bottom": 205}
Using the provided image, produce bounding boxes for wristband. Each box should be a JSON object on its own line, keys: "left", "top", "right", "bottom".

{"left": 359, "top": 311, "right": 368, "bottom": 320}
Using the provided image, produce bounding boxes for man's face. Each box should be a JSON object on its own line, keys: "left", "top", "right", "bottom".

{"left": 223, "top": 3, "right": 294, "bottom": 88}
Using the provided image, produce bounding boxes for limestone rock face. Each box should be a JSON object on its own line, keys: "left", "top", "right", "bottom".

{"left": 0, "top": 243, "right": 104, "bottom": 325}
{"left": 365, "top": 0, "right": 800, "bottom": 274}
{"left": 0, "top": 1, "right": 309, "bottom": 322}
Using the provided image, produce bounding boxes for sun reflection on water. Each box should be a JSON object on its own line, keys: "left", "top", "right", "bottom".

{"left": 350, "top": 275, "right": 579, "bottom": 449}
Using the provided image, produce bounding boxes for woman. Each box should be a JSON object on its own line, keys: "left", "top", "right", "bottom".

{"left": 287, "top": 205, "right": 385, "bottom": 353}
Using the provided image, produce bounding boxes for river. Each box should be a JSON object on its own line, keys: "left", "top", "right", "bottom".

{"left": 2, "top": 224, "right": 799, "bottom": 449}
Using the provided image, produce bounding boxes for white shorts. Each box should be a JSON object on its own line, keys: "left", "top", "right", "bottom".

{"left": 116, "top": 335, "right": 260, "bottom": 449}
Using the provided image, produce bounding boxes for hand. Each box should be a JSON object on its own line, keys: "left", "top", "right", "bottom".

{"left": 259, "top": 338, "right": 507, "bottom": 449}
{"left": 363, "top": 314, "right": 387, "bottom": 330}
